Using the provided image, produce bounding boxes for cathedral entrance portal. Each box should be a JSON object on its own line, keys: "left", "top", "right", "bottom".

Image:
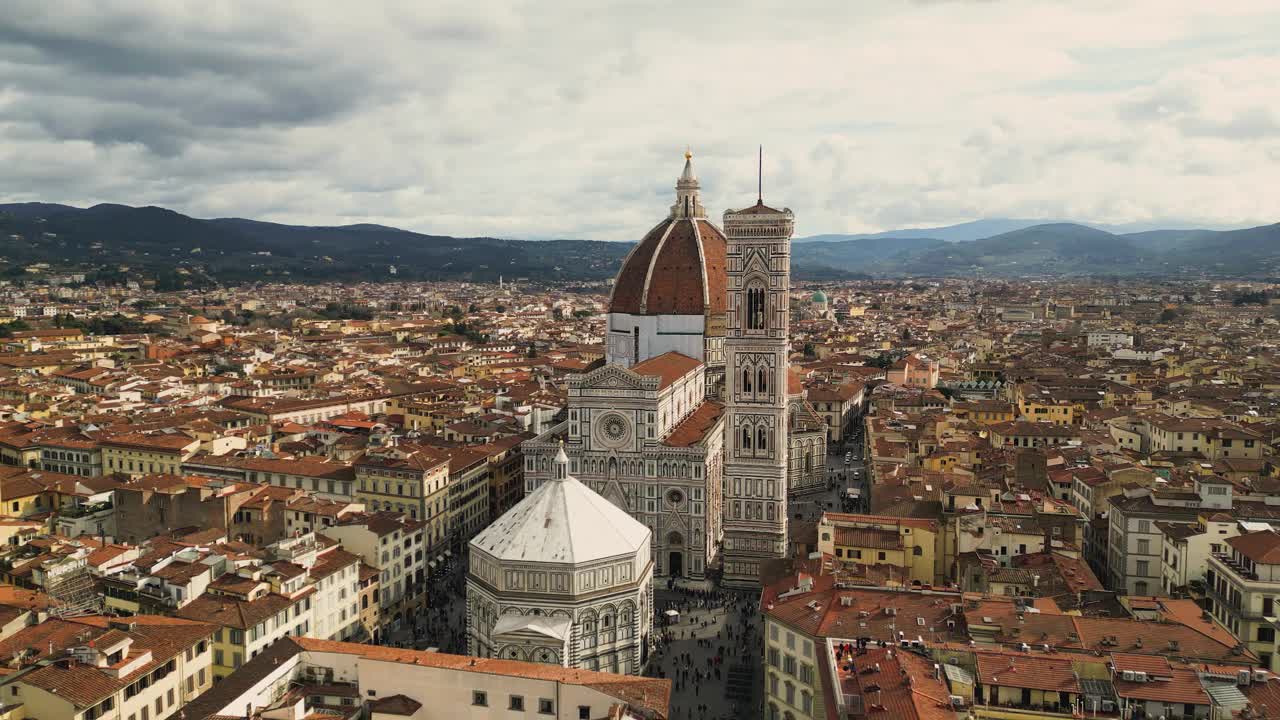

{"left": 667, "top": 532, "right": 684, "bottom": 577}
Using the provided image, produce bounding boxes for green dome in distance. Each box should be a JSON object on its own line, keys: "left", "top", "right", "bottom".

{"left": 811, "top": 290, "right": 828, "bottom": 303}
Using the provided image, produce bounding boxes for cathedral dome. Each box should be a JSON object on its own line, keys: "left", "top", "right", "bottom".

{"left": 608, "top": 153, "right": 727, "bottom": 318}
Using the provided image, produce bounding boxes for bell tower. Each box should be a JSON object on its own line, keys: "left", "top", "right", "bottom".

{"left": 720, "top": 152, "right": 793, "bottom": 587}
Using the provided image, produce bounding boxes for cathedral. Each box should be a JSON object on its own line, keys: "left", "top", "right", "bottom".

{"left": 520, "top": 152, "right": 825, "bottom": 588}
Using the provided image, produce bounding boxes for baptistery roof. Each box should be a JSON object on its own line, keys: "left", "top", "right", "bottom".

{"left": 470, "top": 445, "right": 649, "bottom": 565}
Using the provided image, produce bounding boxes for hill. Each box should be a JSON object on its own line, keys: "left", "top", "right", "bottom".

{"left": 0, "top": 203, "right": 1275, "bottom": 283}
{"left": 795, "top": 218, "right": 1055, "bottom": 244}
{"left": 794, "top": 222, "right": 1280, "bottom": 277}
{"left": 0, "top": 203, "right": 631, "bottom": 286}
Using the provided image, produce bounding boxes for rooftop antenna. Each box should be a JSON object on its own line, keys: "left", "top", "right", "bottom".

{"left": 758, "top": 144, "right": 763, "bottom": 204}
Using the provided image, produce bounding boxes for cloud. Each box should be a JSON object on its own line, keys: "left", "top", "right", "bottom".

{"left": 0, "top": 0, "right": 1278, "bottom": 239}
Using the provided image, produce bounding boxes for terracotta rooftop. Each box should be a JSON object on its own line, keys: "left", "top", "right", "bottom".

{"left": 836, "top": 645, "right": 953, "bottom": 720}
{"left": 662, "top": 401, "right": 724, "bottom": 447}
{"left": 1228, "top": 530, "right": 1280, "bottom": 565}
{"left": 631, "top": 351, "right": 702, "bottom": 390}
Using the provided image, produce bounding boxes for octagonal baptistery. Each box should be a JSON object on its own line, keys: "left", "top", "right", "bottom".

{"left": 607, "top": 152, "right": 728, "bottom": 378}
{"left": 466, "top": 445, "right": 654, "bottom": 675}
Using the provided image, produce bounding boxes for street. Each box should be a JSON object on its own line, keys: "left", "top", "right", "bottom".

{"left": 790, "top": 422, "right": 868, "bottom": 525}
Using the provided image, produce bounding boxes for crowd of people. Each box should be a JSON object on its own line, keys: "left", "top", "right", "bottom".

{"left": 395, "top": 556, "right": 469, "bottom": 652}
{"left": 645, "top": 583, "right": 763, "bottom": 719}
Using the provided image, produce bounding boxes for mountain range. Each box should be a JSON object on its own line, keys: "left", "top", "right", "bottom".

{"left": 792, "top": 221, "right": 1280, "bottom": 277}
{"left": 0, "top": 203, "right": 630, "bottom": 285}
{"left": 0, "top": 202, "right": 1276, "bottom": 285}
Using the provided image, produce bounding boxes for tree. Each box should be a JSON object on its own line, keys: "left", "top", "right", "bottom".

{"left": 1158, "top": 308, "right": 1178, "bottom": 323}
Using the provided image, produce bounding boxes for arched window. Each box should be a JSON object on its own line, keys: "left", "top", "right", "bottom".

{"left": 758, "top": 367, "right": 768, "bottom": 394}
{"left": 758, "top": 426, "right": 768, "bottom": 453}
{"left": 743, "top": 368, "right": 752, "bottom": 394}
{"left": 742, "top": 427, "right": 752, "bottom": 450}
{"left": 746, "top": 284, "right": 766, "bottom": 330}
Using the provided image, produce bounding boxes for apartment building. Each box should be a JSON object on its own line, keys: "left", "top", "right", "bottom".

{"left": 804, "top": 382, "right": 864, "bottom": 443}
{"left": 1108, "top": 476, "right": 1280, "bottom": 596}
{"left": 102, "top": 432, "right": 201, "bottom": 477}
{"left": 761, "top": 574, "right": 961, "bottom": 720}
{"left": 1159, "top": 514, "right": 1239, "bottom": 595}
{"left": 816, "top": 512, "right": 941, "bottom": 585}
{"left": 1206, "top": 530, "right": 1280, "bottom": 671}
{"left": 320, "top": 511, "right": 428, "bottom": 637}
{"left": 3, "top": 616, "right": 215, "bottom": 720}
{"left": 182, "top": 454, "right": 357, "bottom": 501}
{"left": 353, "top": 441, "right": 450, "bottom": 523}
{"left": 175, "top": 563, "right": 319, "bottom": 681}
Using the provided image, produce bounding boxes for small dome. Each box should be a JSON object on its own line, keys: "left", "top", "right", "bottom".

{"left": 811, "top": 290, "right": 828, "bottom": 303}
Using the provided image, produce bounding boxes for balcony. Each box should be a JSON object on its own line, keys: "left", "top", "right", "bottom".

{"left": 1212, "top": 552, "right": 1260, "bottom": 582}
{"left": 137, "top": 586, "right": 180, "bottom": 608}
{"left": 272, "top": 539, "right": 322, "bottom": 562}
{"left": 59, "top": 501, "right": 113, "bottom": 519}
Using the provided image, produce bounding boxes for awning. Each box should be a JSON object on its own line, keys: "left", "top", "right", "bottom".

{"left": 429, "top": 561, "right": 438, "bottom": 569}
{"left": 436, "top": 555, "right": 445, "bottom": 564}
{"left": 444, "top": 549, "right": 452, "bottom": 557}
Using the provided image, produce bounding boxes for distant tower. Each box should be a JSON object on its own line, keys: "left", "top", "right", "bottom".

{"left": 720, "top": 151, "right": 794, "bottom": 587}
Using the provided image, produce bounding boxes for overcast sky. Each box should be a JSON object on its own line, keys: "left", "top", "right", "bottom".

{"left": 2, "top": 1, "right": 1278, "bottom": 240}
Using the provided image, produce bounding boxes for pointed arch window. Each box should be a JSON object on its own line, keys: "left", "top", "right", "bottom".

{"left": 758, "top": 426, "right": 768, "bottom": 453}
{"left": 758, "top": 367, "right": 768, "bottom": 395}
{"left": 743, "top": 368, "right": 753, "bottom": 394}
{"left": 742, "top": 427, "right": 752, "bottom": 451}
{"left": 746, "top": 284, "right": 767, "bottom": 330}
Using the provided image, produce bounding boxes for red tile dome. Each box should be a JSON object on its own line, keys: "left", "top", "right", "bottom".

{"left": 608, "top": 217, "right": 727, "bottom": 316}
{"left": 608, "top": 153, "right": 727, "bottom": 318}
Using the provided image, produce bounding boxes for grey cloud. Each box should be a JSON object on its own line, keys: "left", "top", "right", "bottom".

{"left": 0, "top": 2, "right": 1277, "bottom": 238}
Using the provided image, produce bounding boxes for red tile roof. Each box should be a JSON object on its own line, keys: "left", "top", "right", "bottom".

{"left": 1113, "top": 667, "right": 1210, "bottom": 705}
{"left": 1228, "top": 530, "right": 1280, "bottom": 565}
{"left": 840, "top": 646, "right": 953, "bottom": 720}
{"left": 662, "top": 401, "right": 724, "bottom": 447}
{"left": 291, "top": 637, "right": 671, "bottom": 715}
{"left": 975, "top": 649, "right": 1080, "bottom": 693}
{"left": 631, "top": 351, "right": 701, "bottom": 390}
